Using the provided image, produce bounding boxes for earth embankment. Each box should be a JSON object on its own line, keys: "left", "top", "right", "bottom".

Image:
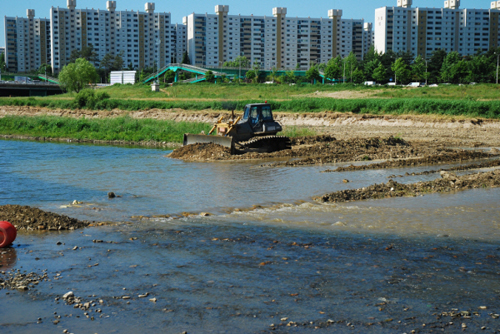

{"left": 2, "top": 106, "right": 500, "bottom": 147}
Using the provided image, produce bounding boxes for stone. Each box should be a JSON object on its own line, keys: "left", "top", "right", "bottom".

{"left": 63, "top": 291, "right": 74, "bottom": 300}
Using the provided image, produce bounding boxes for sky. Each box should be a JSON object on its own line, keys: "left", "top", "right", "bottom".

{"left": 0, "top": 0, "right": 485, "bottom": 47}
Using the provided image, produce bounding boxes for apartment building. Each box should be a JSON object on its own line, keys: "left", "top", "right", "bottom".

{"left": 49, "top": 0, "right": 173, "bottom": 72}
{"left": 375, "top": 0, "right": 500, "bottom": 58}
{"left": 0, "top": 47, "right": 5, "bottom": 55}
{"left": 184, "top": 6, "right": 373, "bottom": 70}
{"left": 4, "top": 10, "right": 51, "bottom": 73}
{"left": 172, "top": 23, "right": 187, "bottom": 63}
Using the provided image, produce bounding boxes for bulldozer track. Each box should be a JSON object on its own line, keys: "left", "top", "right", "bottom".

{"left": 238, "top": 136, "right": 291, "bottom": 153}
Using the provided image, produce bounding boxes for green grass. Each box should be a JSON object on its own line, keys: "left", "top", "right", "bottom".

{"left": 1, "top": 96, "right": 500, "bottom": 118}
{"left": 0, "top": 116, "right": 211, "bottom": 143}
{"left": 279, "top": 126, "right": 318, "bottom": 138}
{"left": 2, "top": 83, "right": 500, "bottom": 119}
{"left": 40, "top": 82, "right": 500, "bottom": 101}
{"left": 374, "top": 84, "right": 500, "bottom": 100}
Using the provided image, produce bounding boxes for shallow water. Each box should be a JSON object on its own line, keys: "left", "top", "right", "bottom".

{"left": 1, "top": 139, "right": 500, "bottom": 333}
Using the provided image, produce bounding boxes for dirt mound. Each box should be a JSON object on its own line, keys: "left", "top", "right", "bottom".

{"left": 388, "top": 158, "right": 500, "bottom": 178}
{"left": 266, "top": 136, "right": 418, "bottom": 167}
{"left": 323, "top": 151, "right": 498, "bottom": 173}
{"left": 0, "top": 205, "right": 89, "bottom": 231}
{"left": 314, "top": 169, "right": 500, "bottom": 203}
{"left": 290, "top": 135, "right": 337, "bottom": 146}
{"left": 167, "top": 143, "right": 232, "bottom": 161}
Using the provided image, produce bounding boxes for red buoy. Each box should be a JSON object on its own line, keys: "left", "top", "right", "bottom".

{"left": 0, "top": 221, "right": 17, "bottom": 248}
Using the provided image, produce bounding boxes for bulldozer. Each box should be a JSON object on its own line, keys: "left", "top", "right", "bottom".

{"left": 183, "top": 103, "right": 291, "bottom": 153}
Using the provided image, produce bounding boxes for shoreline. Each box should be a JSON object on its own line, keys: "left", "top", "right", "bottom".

{"left": 2, "top": 106, "right": 500, "bottom": 148}
{"left": 0, "top": 134, "right": 181, "bottom": 148}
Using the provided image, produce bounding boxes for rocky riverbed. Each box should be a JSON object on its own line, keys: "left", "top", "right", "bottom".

{"left": 0, "top": 205, "right": 90, "bottom": 231}
{"left": 314, "top": 169, "right": 500, "bottom": 203}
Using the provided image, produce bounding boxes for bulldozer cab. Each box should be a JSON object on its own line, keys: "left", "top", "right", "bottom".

{"left": 241, "top": 104, "right": 275, "bottom": 133}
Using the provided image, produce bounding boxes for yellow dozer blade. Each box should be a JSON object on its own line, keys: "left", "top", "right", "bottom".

{"left": 183, "top": 134, "right": 235, "bottom": 153}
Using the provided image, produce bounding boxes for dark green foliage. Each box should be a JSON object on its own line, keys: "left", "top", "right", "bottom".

{"left": 205, "top": 70, "right": 215, "bottom": 83}
{"left": 75, "top": 89, "right": 110, "bottom": 109}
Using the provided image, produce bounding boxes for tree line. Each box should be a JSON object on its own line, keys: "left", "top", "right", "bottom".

{"left": 217, "top": 47, "right": 500, "bottom": 85}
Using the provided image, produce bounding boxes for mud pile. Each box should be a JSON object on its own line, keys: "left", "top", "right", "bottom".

{"left": 169, "top": 135, "right": 419, "bottom": 164}
{"left": 389, "top": 157, "right": 500, "bottom": 178}
{"left": 314, "top": 170, "right": 500, "bottom": 203}
{"left": 265, "top": 136, "right": 431, "bottom": 167}
{"left": 323, "top": 151, "right": 498, "bottom": 173}
{"left": 167, "top": 143, "right": 232, "bottom": 160}
{"left": 0, "top": 205, "right": 89, "bottom": 231}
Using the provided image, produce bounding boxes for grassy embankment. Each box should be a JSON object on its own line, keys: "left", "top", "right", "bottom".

{"left": 0, "top": 116, "right": 211, "bottom": 143}
{"left": 1, "top": 83, "right": 500, "bottom": 143}
{"left": 0, "top": 115, "right": 315, "bottom": 143}
{"left": 1, "top": 84, "right": 500, "bottom": 118}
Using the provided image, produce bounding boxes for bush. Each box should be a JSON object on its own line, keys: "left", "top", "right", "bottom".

{"left": 75, "top": 89, "right": 110, "bottom": 109}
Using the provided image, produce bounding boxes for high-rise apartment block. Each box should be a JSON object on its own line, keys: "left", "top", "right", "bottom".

{"left": 49, "top": 1, "right": 173, "bottom": 72}
{"left": 172, "top": 23, "right": 187, "bottom": 63}
{"left": 4, "top": 2, "right": 375, "bottom": 73}
{"left": 184, "top": 6, "right": 373, "bottom": 70}
{"left": 4, "top": 10, "right": 51, "bottom": 72}
{"left": 375, "top": 0, "right": 500, "bottom": 58}
{"left": 5, "top": 0, "right": 177, "bottom": 73}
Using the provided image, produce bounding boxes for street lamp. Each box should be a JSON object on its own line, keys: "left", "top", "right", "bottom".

{"left": 425, "top": 59, "right": 428, "bottom": 86}
{"left": 155, "top": 39, "right": 161, "bottom": 84}
{"left": 495, "top": 52, "right": 500, "bottom": 85}
{"left": 343, "top": 60, "right": 346, "bottom": 84}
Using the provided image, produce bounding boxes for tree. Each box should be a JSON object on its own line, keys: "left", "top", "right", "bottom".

{"left": 266, "top": 67, "right": 280, "bottom": 83}
{"left": 205, "top": 70, "right": 215, "bottom": 83}
{"left": 411, "top": 55, "right": 426, "bottom": 82}
{"left": 449, "top": 60, "right": 470, "bottom": 84}
{"left": 113, "top": 53, "right": 124, "bottom": 72}
{"left": 163, "top": 70, "right": 176, "bottom": 83}
{"left": 391, "top": 58, "right": 410, "bottom": 84}
{"left": 428, "top": 49, "right": 447, "bottom": 83}
{"left": 58, "top": 58, "right": 99, "bottom": 93}
{"left": 245, "top": 70, "right": 256, "bottom": 82}
{"left": 37, "top": 63, "right": 52, "bottom": 77}
{"left": 284, "top": 70, "right": 297, "bottom": 84}
{"left": 0, "top": 53, "right": 6, "bottom": 72}
{"left": 70, "top": 45, "right": 98, "bottom": 65}
{"left": 181, "top": 51, "right": 190, "bottom": 65}
{"left": 305, "top": 66, "right": 321, "bottom": 84}
{"left": 223, "top": 56, "right": 249, "bottom": 68}
{"left": 324, "top": 56, "right": 342, "bottom": 82}
{"left": 362, "top": 46, "right": 380, "bottom": 66}
{"left": 467, "top": 53, "right": 494, "bottom": 83}
{"left": 363, "top": 59, "right": 381, "bottom": 81}
{"left": 380, "top": 49, "right": 398, "bottom": 79}
{"left": 372, "top": 63, "right": 387, "bottom": 83}
{"left": 440, "top": 51, "right": 461, "bottom": 83}
{"left": 99, "top": 52, "right": 124, "bottom": 83}
{"left": 343, "top": 52, "right": 358, "bottom": 82}
{"left": 352, "top": 67, "right": 365, "bottom": 84}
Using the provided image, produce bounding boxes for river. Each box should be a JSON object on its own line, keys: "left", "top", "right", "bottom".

{"left": 1, "top": 139, "right": 500, "bottom": 333}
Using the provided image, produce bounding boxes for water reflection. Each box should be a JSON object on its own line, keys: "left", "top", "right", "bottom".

{"left": 0, "top": 247, "right": 17, "bottom": 270}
